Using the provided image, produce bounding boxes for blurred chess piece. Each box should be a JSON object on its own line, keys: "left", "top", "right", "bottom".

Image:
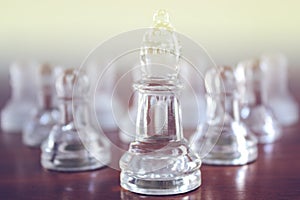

{"left": 22, "top": 64, "right": 59, "bottom": 147}
{"left": 1, "top": 61, "right": 38, "bottom": 133}
{"left": 236, "top": 59, "right": 281, "bottom": 143}
{"left": 180, "top": 64, "right": 207, "bottom": 131}
{"left": 118, "top": 68, "right": 140, "bottom": 143}
{"left": 41, "top": 68, "right": 110, "bottom": 172}
{"left": 87, "top": 62, "right": 123, "bottom": 131}
{"left": 261, "top": 54, "right": 298, "bottom": 126}
{"left": 191, "top": 66, "right": 257, "bottom": 165}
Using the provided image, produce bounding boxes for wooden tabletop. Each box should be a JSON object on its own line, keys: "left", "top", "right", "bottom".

{"left": 0, "top": 75, "right": 300, "bottom": 200}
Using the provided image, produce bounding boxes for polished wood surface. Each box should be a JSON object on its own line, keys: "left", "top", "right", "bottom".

{"left": 0, "top": 75, "right": 300, "bottom": 200}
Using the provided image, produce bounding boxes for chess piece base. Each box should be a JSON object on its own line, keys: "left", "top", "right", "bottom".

{"left": 120, "top": 140, "right": 201, "bottom": 195}
{"left": 243, "top": 105, "right": 282, "bottom": 144}
{"left": 121, "top": 169, "right": 201, "bottom": 195}
{"left": 192, "top": 122, "right": 258, "bottom": 166}
{"left": 41, "top": 125, "right": 110, "bottom": 172}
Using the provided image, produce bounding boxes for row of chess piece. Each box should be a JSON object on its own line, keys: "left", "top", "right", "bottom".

{"left": 1, "top": 64, "right": 113, "bottom": 171}
{"left": 191, "top": 54, "right": 299, "bottom": 165}
{"left": 1, "top": 53, "right": 299, "bottom": 171}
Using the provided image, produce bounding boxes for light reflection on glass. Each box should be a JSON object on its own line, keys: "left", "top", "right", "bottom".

{"left": 235, "top": 166, "right": 248, "bottom": 191}
{"left": 120, "top": 188, "right": 199, "bottom": 200}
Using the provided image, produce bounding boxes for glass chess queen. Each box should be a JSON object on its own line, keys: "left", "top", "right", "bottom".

{"left": 41, "top": 68, "right": 110, "bottom": 172}
{"left": 119, "top": 10, "right": 201, "bottom": 195}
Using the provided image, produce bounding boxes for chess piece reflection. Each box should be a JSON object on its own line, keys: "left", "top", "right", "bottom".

{"left": 120, "top": 10, "right": 201, "bottom": 195}
{"left": 1, "top": 61, "right": 38, "bottom": 133}
{"left": 41, "top": 69, "right": 110, "bottom": 172}
{"left": 191, "top": 66, "right": 258, "bottom": 165}
{"left": 23, "top": 64, "right": 59, "bottom": 147}
{"left": 236, "top": 60, "right": 282, "bottom": 143}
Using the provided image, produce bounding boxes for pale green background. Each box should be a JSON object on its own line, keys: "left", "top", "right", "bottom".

{"left": 1, "top": 0, "right": 299, "bottom": 75}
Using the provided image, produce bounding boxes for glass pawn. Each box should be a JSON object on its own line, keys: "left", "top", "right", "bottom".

{"left": 41, "top": 68, "right": 110, "bottom": 172}
{"left": 191, "top": 66, "right": 258, "bottom": 165}
{"left": 23, "top": 64, "right": 59, "bottom": 147}
{"left": 1, "top": 61, "right": 38, "bottom": 133}
{"left": 236, "top": 59, "right": 282, "bottom": 143}
{"left": 261, "top": 54, "right": 299, "bottom": 126}
{"left": 120, "top": 10, "right": 201, "bottom": 195}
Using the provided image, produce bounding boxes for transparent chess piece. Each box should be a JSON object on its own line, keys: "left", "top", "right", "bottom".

{"left": 23, "top": 64, "right": 59, "bottom": 147}
{"left": 191, "top": 66, "right": 258, "bottom": 165}
{"left": 87, "top": 62, "right": 123, "bottom": 131}
{"left": 119, "top": 69, "right": 207, "bottom": 144}
{"left": 236, "top": 59, "right": 282, "bottom": 143}
{"left": 41, "top": 68, "right": 110, "bottom": 172}
{"left": 1, "top": 61, "right": 38, "bottom": 133}
{"left": 119, "top": 10, "right": 201, "bottom": 195}
{"left": 261, "top": 54, "right": 299, "bottom": 126}
{"left": 118, "top": 22, "right": 207, "bottom": 144}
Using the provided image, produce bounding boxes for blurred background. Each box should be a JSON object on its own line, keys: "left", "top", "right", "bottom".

{"left": 1, "top": 0, "right": 300, "bottom": 83}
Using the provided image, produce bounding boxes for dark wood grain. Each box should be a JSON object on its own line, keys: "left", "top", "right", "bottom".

{"left": 0, "top": 74, "right": 300, "bottom": 200}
